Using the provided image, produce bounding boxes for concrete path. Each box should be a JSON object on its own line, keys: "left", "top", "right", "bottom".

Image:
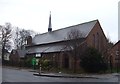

{"left": 33, "top": 72, "right": 118, "bottom": 79}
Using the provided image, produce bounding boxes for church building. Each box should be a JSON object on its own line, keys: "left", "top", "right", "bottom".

{"left": 26, "top": 13, "right": 108, "bottom": 70}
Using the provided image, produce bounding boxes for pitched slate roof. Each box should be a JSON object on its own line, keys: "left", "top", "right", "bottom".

{"left": 12, "top": 49, "right": 26, "bottom": 58}
{"left": 17, "top": 50, "right": 26, "bottom": 58}
{"left": 27, "top": 20, "right": 98, "bottom": 54}
{"left": 32, "top": 20, "right": 98, "bottom": 45}
{"left": 27, "top": 44, "right": 65, "bottom": 54}
{"left": 27, "top": 38, "right": 85, "bottom": 54}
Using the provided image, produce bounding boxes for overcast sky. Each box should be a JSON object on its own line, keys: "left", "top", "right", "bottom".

{"left": 0, "top": 0, "right": 119, "bottom": 43}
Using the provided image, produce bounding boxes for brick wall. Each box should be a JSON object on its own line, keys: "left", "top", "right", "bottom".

{"left": 109, "top": 41, "right": 120, "bottom": 67}
{"left": 86, "top": 21, "right": 107, "bottom": 54}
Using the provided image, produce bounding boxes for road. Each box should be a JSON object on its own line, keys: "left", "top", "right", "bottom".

{"left": 2, "top": 67, "right": 120, "bottom": 83}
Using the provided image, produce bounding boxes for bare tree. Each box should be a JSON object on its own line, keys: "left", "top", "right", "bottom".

{"left": 106, "top": 37, "right": 114, "bottom": 49}
{"left": 0, "top": 23, "right": 12, "bottom": 62}
{"left": 14, "top": 28, "right": 36, "bottom": 49}
{"left": 63, "top": 29, "right": 86, "bottom": 72}
{"left": 0, "top": 26, "right": 2, "bottom": 57}
{"left": 14, "top": 28, "right": 30, "bottom": 49}
{"left": 0, "top": 25, "right": 2, "bottom": 41}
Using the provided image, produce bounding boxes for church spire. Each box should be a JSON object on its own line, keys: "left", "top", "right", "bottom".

{"left": 48, "top": 11, "right": 52, "bottom": 32}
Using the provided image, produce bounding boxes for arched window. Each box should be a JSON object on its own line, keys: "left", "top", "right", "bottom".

{"left": 93, "top": 34, "right": 95, "bottom": 47}
{"left": 97, "top": 33, "right": 99, "bottom": 50}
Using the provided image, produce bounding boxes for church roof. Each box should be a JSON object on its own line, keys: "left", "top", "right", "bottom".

{"left": 17, "top": 49, "right": 26, "bottom": 58}
{"left": 27, "top": 38, "right": 85, "bottom": 54}
{"left": 27, "top": 44, "right": 65, "bottom": 54}
{"left": 33, "top": 20, "right": 98, "bottom": 45}
{"left": 11, "top": 49, "right": 26, "bottom": 58}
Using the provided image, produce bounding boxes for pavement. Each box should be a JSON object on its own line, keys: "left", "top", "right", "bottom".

{"left": 33, "top": 71, "right": 119, "bottom": 79}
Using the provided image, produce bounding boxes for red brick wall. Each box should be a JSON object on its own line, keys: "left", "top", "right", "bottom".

{"left": 86, "top": 21, "right": 107, "bottom": 54}
{"left": 109, "top": 41, "right": 120, "bottom": 67}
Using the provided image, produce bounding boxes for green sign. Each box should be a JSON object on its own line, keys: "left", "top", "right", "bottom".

{"left": 32, "top": 57, "right": 36, "bottom": 65}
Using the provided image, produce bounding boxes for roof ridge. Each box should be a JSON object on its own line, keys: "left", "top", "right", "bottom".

{"left": 35, "top": 19, "right": 98, "bottom": 36}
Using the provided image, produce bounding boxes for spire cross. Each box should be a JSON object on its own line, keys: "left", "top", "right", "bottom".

{"left": 48, "top": 11, "right": 52, "bottom": 32}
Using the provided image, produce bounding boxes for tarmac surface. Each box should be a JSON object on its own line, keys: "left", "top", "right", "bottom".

{"left": 2, "top": 66, "right": 120, "bottom": 83}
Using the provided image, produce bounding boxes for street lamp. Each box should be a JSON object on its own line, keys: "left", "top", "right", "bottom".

{"left": 39, "top": 63, "right": 42, "bottom": 74}
{"left": 36, "top": 53, "right": 42, "bottom": 74}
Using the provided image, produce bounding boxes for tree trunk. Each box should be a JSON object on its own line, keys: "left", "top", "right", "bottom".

{"left": 2, "top": 46, "right": 5, "bottom": 64}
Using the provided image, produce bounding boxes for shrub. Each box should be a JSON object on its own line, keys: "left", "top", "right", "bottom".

{"left": 80, "top": 47, "right": 108, "bottom": 73}
{"left": 24, "top": 57, "right": 33, "bottom": 68}
{"left": 41, "top": 59, "right": 53, "bottom": 71}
